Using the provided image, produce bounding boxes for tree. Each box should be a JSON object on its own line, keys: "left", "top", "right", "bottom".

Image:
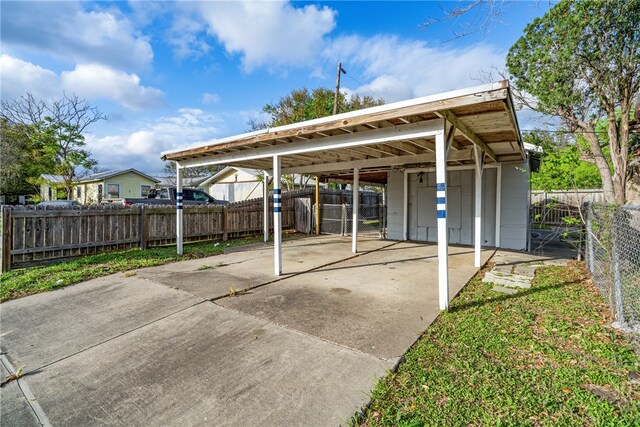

{"left": 0, "top": 119, "right": 54, "bottom": 199}
{"left": 252, "top": 87, "right": 384, "bottom": 130}
{"left": 526, "top": 131, "right": 602, "bottom": 191}
{"left": 1, "top": 93, "right": 106, "bottom": 199}
{"left": 420, "top": 0, "right": 510, "bottom": 38}
{"left": 506, "top": 0, "right": 640, "bottom": 204}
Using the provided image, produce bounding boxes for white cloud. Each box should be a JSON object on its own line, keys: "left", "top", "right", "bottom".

{"left": 61, "top": 64, "right": 164, "bottom": 111}
{"left": 202, "top": 92, "right": 221, "bottom": 105}
{"left": 1, "top": 1, "right": 152, "bottom": 71}
{"left": 86, "top": 108, "right": 223, "bottom": 173}
{"left": 167, "top": 14, "right": 211, "bottom": 60}
{"left": 0, "top": 55, "right": 163, "bottom": 110}
{"left": 325, "top": 35, "right": 506, "bottom": 102}
{"left": 0, "top": 54, "right": 59, "bottom": 99}
{"left": 194, "top": 1, "right": 336, "bottom": 72}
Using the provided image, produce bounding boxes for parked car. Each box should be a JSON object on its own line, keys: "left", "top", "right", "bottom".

{"left": 37, "top": 200, "right": 82, "bottom": 208}
{"left": 122, "top": 187, "right": 228, "bottom": 206}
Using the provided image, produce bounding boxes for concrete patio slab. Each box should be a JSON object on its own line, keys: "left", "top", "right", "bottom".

{"left": 136, "top": 235, "right": 393, "bottom": 300}
{"left": 1, "top": 236, "right": 497, "bottom": 426}
{"left": 25, "top": 302, "right": 393, "bottom": 427}
{"left": 219, "top": 242, "right": 494, "bottom": 359}
{"left": 0, "top": 362, "right": 40, "bottom": 427}
{"left": 0, "top": 274, "right": 203, "bottom": 370}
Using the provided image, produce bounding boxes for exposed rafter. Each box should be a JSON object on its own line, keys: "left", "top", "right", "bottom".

{"left": 436, "top": 110, "right": 497, "bottom": 162}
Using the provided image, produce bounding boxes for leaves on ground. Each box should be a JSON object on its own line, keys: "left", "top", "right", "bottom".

{"left": 356, "top": 262, "right": 640, "bottom": 426}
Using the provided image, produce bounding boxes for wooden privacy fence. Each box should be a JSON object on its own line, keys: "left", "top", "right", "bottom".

{"left": 0, "top": 188, "right": 382, "bottom": 271}
{"left": 531, "top": 189, "right": 604, "bottom": 206}
{"left": 0, "top": 198, "right": 295, "bottom": 272}
{"left": 530, "top": 203, "right": 582, "bottom": 226}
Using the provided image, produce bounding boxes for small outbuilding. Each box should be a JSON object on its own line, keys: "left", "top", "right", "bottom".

{"left": 161, "top": 81, "right": 534, "bottom": 310}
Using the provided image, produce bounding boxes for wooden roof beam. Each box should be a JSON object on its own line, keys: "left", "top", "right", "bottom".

{"left": 436, "top": 110, "right": 497, "bottom": 161}
{"left": 282, "top": 147, "right": 475, "bottom": 175}
{"left": 386, "top": 141, "right": 421, "bottom": 155}
{"left": 406, "top": 139, "right": 435, "bottom": 152}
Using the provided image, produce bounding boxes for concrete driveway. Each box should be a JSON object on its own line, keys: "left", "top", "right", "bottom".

{"left": 0, "top": 236, "right": 493, "bottom": 426}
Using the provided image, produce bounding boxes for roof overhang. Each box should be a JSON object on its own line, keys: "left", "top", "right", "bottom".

{"left": 161, "top": 81, "right": 525, "bottom": 180}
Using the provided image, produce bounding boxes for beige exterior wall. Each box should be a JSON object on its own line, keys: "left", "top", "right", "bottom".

{"left": 103, "top": 172, "right": 157, "bottom": 201}
{"left": 39, "top": 172, "right": 156, "bottom": 204}
{"left": 40, "top": 183, "right": 58, "bottom": 201}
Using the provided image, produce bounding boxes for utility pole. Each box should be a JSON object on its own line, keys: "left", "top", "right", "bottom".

{"left": 333, "top": 62, "right": 346, "bottom": 115}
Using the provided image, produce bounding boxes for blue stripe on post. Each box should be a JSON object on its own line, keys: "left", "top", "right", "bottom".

{"left": 176, "top": 205, "right": 183, "bottom": 210}
{"left": 273, "top": 189, "right": 281, "bottom": 195}
{"left": 437, "top": 209, "right": 446, "bottom": 218}
{"left": 176, "top": 192, "right": 183, "bottom": 196}
{"left": 436, "top": 183, "right": 445, "bottom": 191}
{"left": 274, "top": 206, "right": 281, "bottom": 213}
{"left": 273, "top": 197, "right": 281, "bottom": 203}
{"left": 437, "top": 197, "right": 446, "bottom": 204}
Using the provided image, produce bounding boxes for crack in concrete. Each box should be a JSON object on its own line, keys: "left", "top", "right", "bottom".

{"left": 1, "top": 351, "right": 52, "bottom": 427}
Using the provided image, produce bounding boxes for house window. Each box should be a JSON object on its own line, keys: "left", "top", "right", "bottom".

{"left": 48, "top": 187, "right": 52, "bottom": 200}
{"left": 107, "top": 183, "right": 120, "bottom": 199}
{"left": 141, "top": 185, "right": 151, "bottom": 197}
{"left": 76, "top": 187, "right": 82, "bottom": 199}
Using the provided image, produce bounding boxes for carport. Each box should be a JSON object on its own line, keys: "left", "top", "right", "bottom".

{"left": 161, "top": 81, "right": 526, "bottom": 310}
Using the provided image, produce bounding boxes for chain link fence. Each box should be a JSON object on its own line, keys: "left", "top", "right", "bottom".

{"left": 585, "top": 203, "right": 640, "bottom": 333}
{"left": 314, "top": 203, "right": 386, "bottom": 238}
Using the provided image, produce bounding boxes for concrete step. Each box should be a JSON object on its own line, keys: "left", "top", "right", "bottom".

{"left": 483, "top": 272, "right": 532, "bottom": 289}
{"left": 513, "top": 265, "right": 538, "bottom": 278}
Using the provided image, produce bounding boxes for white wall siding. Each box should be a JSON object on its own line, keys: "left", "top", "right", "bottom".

{"left": 386, "top": 170, "right": 405, "bottom": 240}
{"left": 386, "top": 163, "right": 529, "bottom": 251}
{"left": 499, "top": 162, "right": 529, "bottom": 250}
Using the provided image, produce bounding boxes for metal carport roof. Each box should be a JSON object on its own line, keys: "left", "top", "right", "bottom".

{"left": 161, "top": 80, "right": 524, "bottom": 179}
{"left": 161, "top": 80, "right": 526, "bottom": 312}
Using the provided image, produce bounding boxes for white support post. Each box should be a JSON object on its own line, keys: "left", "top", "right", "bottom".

{"left": 435, "top": 129, "right": 449, "bottom": 311}
{"left": 495, "top": 164, "right": 502, "bottom": 248}
{"left": 474, "top": 147, "right": 484, "bottom": 268}
{"left": 176, "top": 163, "right": 184, "bottom": 255}
{"left": 263, "top": 171, "right": 269, "bottom": 242}
{"left": 352, "top": 167, "right": 359, "bottom": 253}
{"left": 402, "top": 170, "right": 408, "bottom": 240}
{"left": 273, "top": 156, "right": 282, "bottom": 275}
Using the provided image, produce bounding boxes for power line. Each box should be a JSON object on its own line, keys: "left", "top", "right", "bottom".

{"left": 342, "top": 70, "right": 386, "bottom": 101}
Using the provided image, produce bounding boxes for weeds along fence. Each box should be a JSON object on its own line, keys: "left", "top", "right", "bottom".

{"left": 0, "top": 188, "right": 383, "bottom": 272}
{"left": 585, "top": 203, "right": 640, "bottom": 331}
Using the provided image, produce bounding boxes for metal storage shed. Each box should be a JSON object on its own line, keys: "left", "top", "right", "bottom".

{"left": 161, "top": 80, "right": 529, "bottom": 311}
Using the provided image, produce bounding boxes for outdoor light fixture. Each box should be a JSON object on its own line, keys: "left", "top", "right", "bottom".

{"left": 418, "top": 172, "right": 424, "bottom": 183}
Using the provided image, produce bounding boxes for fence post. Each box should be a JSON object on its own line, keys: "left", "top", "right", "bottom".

{"left": 139, "top": 205, "right": 148, "bottom": 250}
{"left": 1, "top": 206, "right": 12, "bottom": 273}
{"left": 610, "top": 208, "right": 625, "bottom": 324}
{"left": 222, "top": 206, "right": 229, "bottom": 241}
{"left": 585, "top": 202, "right": 594, "bottom": 273}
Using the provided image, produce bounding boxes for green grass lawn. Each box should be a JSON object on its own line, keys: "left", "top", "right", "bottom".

{"left": 355, "top": 262, "right": 640, "bottom": 426}
{"left": 0, "top": 236, "right": 264, "bottom": 302}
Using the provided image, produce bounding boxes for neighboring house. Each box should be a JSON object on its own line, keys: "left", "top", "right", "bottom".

{"left": 40, "top": 169, "right": 160, "bottom": 204}
{"left": 40, "top": 174, "right": 66, "bottom": 201}
{"left": 200, "top": 167, "right": 315, "bottom": 203}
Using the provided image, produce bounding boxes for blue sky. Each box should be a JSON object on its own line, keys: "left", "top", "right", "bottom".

{"left": 1, "top": 1, "right": 552, "bottom": 175}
